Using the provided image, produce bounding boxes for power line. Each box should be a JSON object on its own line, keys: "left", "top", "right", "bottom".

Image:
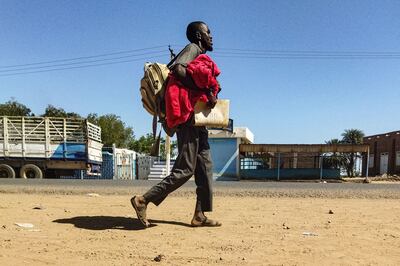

{"left": 214, "top": 51, "right": 400, "bottom": 57}
{"left": 4, "top": 49, "right": 399, "bottom": 75}
{"left": 177, "top": 44, "right": 400, "bottom": 56}
{"left": 214, "top": 47, "right": 400, "bottom": 55}
{"left": 213, "top": 48, "right": 400, "bottom": 58}
{"left": 0, "top": 50, "right": 166, "bottom": 73}
{"left": 213, "top": 54, "right": 400, "bottom": 59}
{"left": 4, "top": 44, "right": 400, "bottom": 71}
{"left": 0, "top": 45, "right": 169, "bottom": 69}
{"left": 0, "top": 54, "right": 169, "bottom": 77}
{"left": 2, "top": 44, "right": 400, "bottom": 77}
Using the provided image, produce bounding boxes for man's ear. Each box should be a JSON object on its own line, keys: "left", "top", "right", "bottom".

{"left": 195, "top": 30, "right": 202, "bottom": 41}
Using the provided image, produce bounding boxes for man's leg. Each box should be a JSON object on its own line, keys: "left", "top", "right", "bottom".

{"left": 131, "top": 123, "right": 199, "bottom": 227}
{"left": 194, "top": 149, "right": 213, "bottom": 212}
{"left": 191, "top": 127, "right": 221, "bottom": 227}
{"left": 143, "top": 124, "right": 199, "bottom": 205}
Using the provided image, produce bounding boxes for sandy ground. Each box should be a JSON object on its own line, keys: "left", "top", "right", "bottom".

{"left": 1, "top": 191, "right": 400, "bottom": 266}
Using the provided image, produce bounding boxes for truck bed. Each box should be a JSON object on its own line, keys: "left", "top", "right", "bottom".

{"left": 0, "top": 116, "right": 102, "bottom": 164}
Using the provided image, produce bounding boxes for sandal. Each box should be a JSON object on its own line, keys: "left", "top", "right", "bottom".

{"left": 130, "top": 196, "right": 150, "bottom": 228}
{"left": 191, "top": 216, "right": 222, "bottom": 227}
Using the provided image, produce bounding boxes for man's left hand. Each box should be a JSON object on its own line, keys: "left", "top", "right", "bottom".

{"left": 207, "top": 95, "right": 217, "bottom": 108}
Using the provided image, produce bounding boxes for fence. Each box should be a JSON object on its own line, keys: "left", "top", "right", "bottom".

{"left": 240, "top": 155, "right": 340, "bottom": 180}
{"left": 239, "top": 144, "right": 369, "bottom": 180}
{"left": 61, "top": 147, "right": 136, "bottom": 180}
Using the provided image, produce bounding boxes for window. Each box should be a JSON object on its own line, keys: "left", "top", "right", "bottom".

{"left": 396, "top": 151, "right": 400, "bottom": 166}
{"left": 368, "top": 155, "right": 374, "bottom": 168}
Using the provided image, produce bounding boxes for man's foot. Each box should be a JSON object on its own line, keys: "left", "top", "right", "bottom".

{"left": 130, "top": 195, "right": 150, "bottom": 228}
{"left": 191, "top": 215, "right": 222, "bottom": 227}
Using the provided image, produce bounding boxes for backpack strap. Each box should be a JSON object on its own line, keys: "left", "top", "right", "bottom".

{"left": 150, "top": 129, "right": 161, "bottom": 157}
{"left": 166, "top": 55, "right": 178, "bottom": 69}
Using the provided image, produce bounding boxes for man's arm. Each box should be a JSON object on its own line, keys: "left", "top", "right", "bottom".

{"left": 170, "top": 43, "right": 217, "bottom": 108}
{"left": 170, "top": 43, "right": 202, "bottom": 91}
{"left": 173, "top": 65, "right": 217, "bottom": 108}
{"left": 172, "top": 64, "right": 200, "bottom": 91}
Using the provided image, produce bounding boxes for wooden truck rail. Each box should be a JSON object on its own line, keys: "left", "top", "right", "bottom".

{"left": 0, "top": 116, "right": 102, "bottom": 178}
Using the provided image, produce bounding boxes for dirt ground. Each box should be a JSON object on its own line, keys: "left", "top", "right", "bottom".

{"left": 1, "top": 192, "right": 400, "bottom": 265}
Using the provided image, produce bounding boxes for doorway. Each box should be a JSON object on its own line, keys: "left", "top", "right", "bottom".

{"left": 380, "top": 152, "right": 389, "bottom": 175}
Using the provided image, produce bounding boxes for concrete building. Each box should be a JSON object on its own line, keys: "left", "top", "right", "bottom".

{"left": 208, "top": 127, "right": 254, "bottom": 179}
{"left": 240, "top": 144, "right": 369, "bottom": 180}
{"left": 362, "top": 130, "right": 400, "bottom": 176}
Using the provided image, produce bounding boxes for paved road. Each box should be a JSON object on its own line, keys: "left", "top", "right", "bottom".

{"left": 1, "top": 178, "right": 400, "bottom": 198}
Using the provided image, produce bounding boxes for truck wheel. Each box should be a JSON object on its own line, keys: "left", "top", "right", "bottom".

{"left": 0, "top": 164, "right": 16, "bottom": 178}
{"left": 20, "top": 164, "right": 43, "bottom": 179}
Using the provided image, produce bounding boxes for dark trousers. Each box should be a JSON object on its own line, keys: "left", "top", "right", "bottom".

{"left": 143, "top": 122, "right": 213, "bottom": 212}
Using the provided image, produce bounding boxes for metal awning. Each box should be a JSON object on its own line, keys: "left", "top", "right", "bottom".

{"left": 239, "top": 144, "right": 369, "bottom": 153}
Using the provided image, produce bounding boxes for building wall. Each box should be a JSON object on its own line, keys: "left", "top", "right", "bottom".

{"left": 209, "top": 138, "right": 239, "bottom": 178}
{"left": 362, "top": 131, "right": 400, "bottom": 176}
{"left": 273, "top": 152, "right": 320, "bottom": 169}
{"left": 240, "top": 168, "right": 340, "bottom": 180}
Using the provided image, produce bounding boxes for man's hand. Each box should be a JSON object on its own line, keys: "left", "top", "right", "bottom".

{"left": 207, "top": 94, "right": 217, "bottom": 108}
{"left": 216, "top": 80, "right": 221, "bottom": 94}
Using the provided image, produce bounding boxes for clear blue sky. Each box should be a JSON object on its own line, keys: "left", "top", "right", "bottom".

{"left": 1, "top": 0, "right": 399, "bottom": 143}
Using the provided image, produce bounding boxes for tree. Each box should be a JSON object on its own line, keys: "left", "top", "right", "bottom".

{"left": 128, "top": 133, "right": 177, "bottom": 158}
{"left": 42, "top": 104, "right": 81, "bottom": 118}
{"left": 325, "top": 129, "right": 365, "bottom": 177}
{"left": 87, "top": 113, "right": 134, "bottom": 148}
{"left": 0, "top": 100, "right": 32, "bottom": 116}
{"left": 323, "top": 138, "right": 345, "bottom": 169}
{"left": 128, "top": 133, "right": 155, "bottom": 154}
{"left": 341, "top": 129, "right": 365, "bottom": 177}
{"left": 159, "top": 138, "right": 178, "bottom": 160}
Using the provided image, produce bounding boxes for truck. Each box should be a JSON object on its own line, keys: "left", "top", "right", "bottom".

{"left": 0, "top": 116, "right": 103, "bottom": 178}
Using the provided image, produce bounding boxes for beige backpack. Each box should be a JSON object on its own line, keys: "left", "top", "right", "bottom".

{"left": 140, "top": 62, "right": 170, "bottom": 118}
{"left": 140, "top": 62, "right": 175, "bottom": 156}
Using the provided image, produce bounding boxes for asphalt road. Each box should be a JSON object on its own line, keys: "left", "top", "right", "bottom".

{"left": 1, "top": 178, "right": 400, "bottom": 198}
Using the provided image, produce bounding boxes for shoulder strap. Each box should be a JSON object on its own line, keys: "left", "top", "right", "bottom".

{"left": 166, "top": 51, "right": 180, "bottom": 68}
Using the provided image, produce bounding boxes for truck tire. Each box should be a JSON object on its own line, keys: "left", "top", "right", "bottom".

{"left": 0, "top": 164, "right": 16, "bottom": 178}
{"left": 20, "top": 164, "right": 43, "bottom": 179}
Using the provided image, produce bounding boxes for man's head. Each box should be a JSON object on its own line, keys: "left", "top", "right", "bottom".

{"left": 186, "top": 21, "right": 213, "bottom": 52}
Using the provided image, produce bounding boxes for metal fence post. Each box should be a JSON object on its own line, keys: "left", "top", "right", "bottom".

{"left": 277, "top": 153, "right": 281, "bottom": 181}
{"left": 166, "top": 135, "right": 171, "bottom": 175}
{"left": 366, "top": 147, "right": 370, "bottom": 178}
{"left": 320, "top": 153, "right": 323, "bottom": 180}
{"left": 112, "top": 143, "right": 116, "bottom": 179}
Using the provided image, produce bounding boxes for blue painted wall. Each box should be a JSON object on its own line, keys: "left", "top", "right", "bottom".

{"left": 61, "top": 151, "right": 136, "bottom": 180}
{"left": 240, "top": 168, "right": 340, "bottom": 180}
{"left": 101, "top": 152, "right": 114, "bottom": 179}
{"left": 209, "top": 138, "right": 238, "bottom": 178}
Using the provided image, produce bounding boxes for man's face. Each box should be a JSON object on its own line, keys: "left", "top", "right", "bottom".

{"left": 198, "top": 24, "right": 213, "bottom": 52}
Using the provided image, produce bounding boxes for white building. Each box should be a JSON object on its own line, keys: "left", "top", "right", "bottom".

{"left": 208, "top": 127, "right": 254, "bottom": 180}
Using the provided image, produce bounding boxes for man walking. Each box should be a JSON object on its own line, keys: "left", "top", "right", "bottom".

{"left": 131, "top": 21, "right": 221, "bottom": 228}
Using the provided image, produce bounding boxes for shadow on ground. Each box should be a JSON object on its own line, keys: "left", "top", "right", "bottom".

{"left": 53, "top": 216, "right": 192, "bottom": 231}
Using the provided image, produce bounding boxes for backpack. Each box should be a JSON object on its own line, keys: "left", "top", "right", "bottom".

{"left": 140, "top": 62, "right": 170, "bottom": 118}
{"left": 140, "top": 61, "right": 176, "bottom": 156}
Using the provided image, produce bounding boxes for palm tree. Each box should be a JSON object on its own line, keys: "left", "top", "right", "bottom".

{"left": 341, "top": 129, "right": 365, "bottom": 177}
{"left": 323, "top": 138, "right": 345, "bottom": 169}
{"left": 341, "top": 129, "right": 365, "bottom": 144}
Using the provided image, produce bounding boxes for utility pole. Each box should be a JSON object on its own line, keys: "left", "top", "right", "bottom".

{"left": 165, "top": 46, "right": 175, "bottom": 175}
{"left": 165, "top": 133, "right": 171, "bottom": 175}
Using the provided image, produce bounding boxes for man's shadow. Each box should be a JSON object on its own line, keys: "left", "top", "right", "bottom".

{"left": 53, "top": 216, "right": 192, "bottom": 231}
